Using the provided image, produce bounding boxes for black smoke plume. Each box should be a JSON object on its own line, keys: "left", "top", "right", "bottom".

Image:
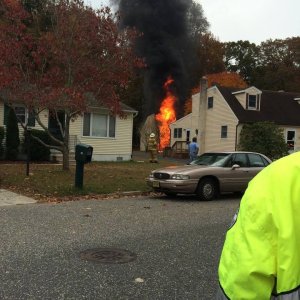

{"left": 113, "top": 0, "right": 198, "bottom": 119}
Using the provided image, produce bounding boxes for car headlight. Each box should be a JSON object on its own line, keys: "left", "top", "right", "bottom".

{"left": 149, "top": 174, "right": 154, "bottom": 179}
{"left": 171, "top": 174, "right": 190, "bottom": 180}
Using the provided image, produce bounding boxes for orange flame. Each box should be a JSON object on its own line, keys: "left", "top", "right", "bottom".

{"left": 155, "top": 77, "right": 177, "bottom": 150}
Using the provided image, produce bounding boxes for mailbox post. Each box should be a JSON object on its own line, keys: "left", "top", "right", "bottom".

{"left": 25, "top": 128, "right": 31, "bottom": 177}
{"left": 75, "top": 144, "right": 93, "bottom": 188}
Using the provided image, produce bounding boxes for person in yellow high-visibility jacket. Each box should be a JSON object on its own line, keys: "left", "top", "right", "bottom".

{"left": 217, "top": 151, "right": 300, "bottom": 300}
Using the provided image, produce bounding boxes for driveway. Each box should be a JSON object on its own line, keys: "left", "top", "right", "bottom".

{"left": 0, "top": 195, "right": 240, "bottom": 299}
{"left": 0, "top": 189, "right": 37, "bottom": 206}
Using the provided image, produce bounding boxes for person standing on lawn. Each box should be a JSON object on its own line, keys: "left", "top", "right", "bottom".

{"left": 148, "top": 133, "right": 158, "bottom": 163}
{"left": 188, "top": 137, "right": 199, "bottom": 163}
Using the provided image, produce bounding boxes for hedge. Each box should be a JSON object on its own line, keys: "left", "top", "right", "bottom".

{"left": 23, "top": 129, "right": 51, "bottom": 161}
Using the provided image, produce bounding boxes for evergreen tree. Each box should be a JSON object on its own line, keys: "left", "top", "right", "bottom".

{"left": 0, "top": 126, "right": 4, "bottom": 158}
{"left": 238, "top": 122, "right": 289, "bottom": 160}
{"left": 5, "top": 108, "right": 20, "bottom": 160}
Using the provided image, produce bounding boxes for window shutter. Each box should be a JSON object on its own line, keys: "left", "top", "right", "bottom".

{"left": 246, "top": 94, "right": 249, "bottom": 109}
{"left": 4, "top": 104, "right": 10, "bottom": 125}
{"left": 27, "top": 111, "right": 35, "bottom": 127}
{"left": 257, "top": 94, "right": 260, "bottom": 110}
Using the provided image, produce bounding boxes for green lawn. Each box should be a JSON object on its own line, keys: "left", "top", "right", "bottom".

{"left": 0, "top": 159, "right": 180, "bottom": 202}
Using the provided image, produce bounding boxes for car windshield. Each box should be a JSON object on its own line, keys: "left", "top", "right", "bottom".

{"left": 190, "top": 153, "right": 231, "bottom": 166}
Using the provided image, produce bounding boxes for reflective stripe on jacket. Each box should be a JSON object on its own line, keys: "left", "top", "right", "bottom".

{"left": 218, "top": 151, "right": 300, "bottom": 300}
{"left": 217, "top": 284, "right": 300, "bottom": 300}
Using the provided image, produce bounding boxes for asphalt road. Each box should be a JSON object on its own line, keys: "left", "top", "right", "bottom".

{"left": 0, "top": 194, "right": 240, "bottom": 300}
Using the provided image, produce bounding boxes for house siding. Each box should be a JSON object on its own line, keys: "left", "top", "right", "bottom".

{"left": 282, "top": 126, "right": 300, "bottom": 153}
{"left": 204, "top": 89, "right": 239, "bottom": 152}
{"left": 234, "top": 87, "right": 262, "bottom": 110}
{"left": 0, "top": 102, "right": 48, "bottom": 139}
{"left": 1, "top": 100, "right": 135, "bottom": 161}
{"left": 169, "top": 85, "right": 300, "bottom": 155}
{"left": 235, "top": 93, "right": 246, "bottom": 108}
{"left": 236, "top": 124, "right": 300, "bottom": 153}
{"left": 170, "top": 113, "right": 192, "bottom": 147}
{"left": 35, "top": 110, "right": 49, "bottom": 130}
{"left": 70, "top": 111, "right": 134, "bottom": 161}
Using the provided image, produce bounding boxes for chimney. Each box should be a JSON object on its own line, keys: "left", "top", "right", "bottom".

{"left": 198, "top": 77, "right": 208, "bottom": 154}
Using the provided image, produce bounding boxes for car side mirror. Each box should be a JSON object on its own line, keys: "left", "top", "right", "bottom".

{"left": 231, "top": 164, "right": 240, "bottom": 170}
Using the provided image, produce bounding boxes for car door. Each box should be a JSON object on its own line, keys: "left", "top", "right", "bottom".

{"left": 247, "top": 153, "right": 267, "bottom": 178}
{"left": 221, "top": 153, "right": 251, "bottom": 191}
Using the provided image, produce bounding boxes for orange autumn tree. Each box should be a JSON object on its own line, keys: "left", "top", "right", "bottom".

{"left": 184, "top": 72, "right": 248, "bottom": 115}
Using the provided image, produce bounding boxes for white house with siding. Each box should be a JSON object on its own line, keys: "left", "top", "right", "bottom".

{"left": 170, "top": 78, "right": 300, "bottom": 155}
{"left": 0, "top": 100, "right": 138, "bottom": 161}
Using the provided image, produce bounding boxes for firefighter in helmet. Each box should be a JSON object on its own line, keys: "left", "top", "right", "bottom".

{"left": 148, "top": 133, "right": 158, "bottom": 163}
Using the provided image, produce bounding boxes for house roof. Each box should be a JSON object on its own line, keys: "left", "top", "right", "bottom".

{"left": 85, "top": 93, "right": 137, "bottom": 114}
{"left": 170, "top": 113, "right": 191, "bottom": 126}
{"left": 119, "top": 102, "right": 138, "bottom": 113}
{"left": 0, "top": 90, "right": 138, "bottom": 114}
{"left": 218, "top": 86, "right": 300, "bottom": 126}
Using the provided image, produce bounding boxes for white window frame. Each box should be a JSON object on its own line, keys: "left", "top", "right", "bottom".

{"left": 221, "top": 125, "right": 228, "bottom": 138}
{"left": 286, "top": 129, "right": 296, "bottom": 152}
{"left": 13, "top": 105, "right": 35, "bottom": 126}
{"left": 174, "top": 128, "right": 182, "bottom": 138}
{"left": 247, "top": 94, "right": 257, "bottom": 110}
{"left": 207, "top": 97, "right": 214, "bottom": 109}
{"left": 83, "top": 112, "right": 116, "bottom": 138}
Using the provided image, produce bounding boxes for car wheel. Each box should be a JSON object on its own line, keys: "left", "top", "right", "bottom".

{"left": 197, "top": 178, "right": 218, "bottom": 201}
{"left": 164, "top": 192, "right": 177, "bottom": 197}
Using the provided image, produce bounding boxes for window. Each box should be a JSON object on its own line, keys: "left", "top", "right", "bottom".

{"left": 248, "top": 95, "right": 257, "bottom": 109}
{"left": 174, "top": 128, "right": 182, "bottom": 138}
{"left": 248, "top": 153, "right": 266, "bottom": 167}
{"left": 232, "top": 153, "right": 248, "bottom": 167}
{"left": 83, "top": 113, "right": 116, "bottom": 137}
{"left": 208, "top": 97, "right": 214, "bottom": 109}
{"left": 14, "top": 106, "right": 26, "bottom": 123}
{"left": 4, "top": 104, "right": 35, "bottom": 126}
{"left": 286, "top": 130, "right": 295, "bottom": 152}
{"left": 221, "top": 126, "right": 228, "bottom": 138}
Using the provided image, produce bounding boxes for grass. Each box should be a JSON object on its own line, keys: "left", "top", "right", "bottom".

{"left": 0, "top": 159, "right": 180, "bottom": 202}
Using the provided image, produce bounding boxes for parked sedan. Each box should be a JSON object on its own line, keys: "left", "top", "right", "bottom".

{"left": 146, "top": 151, "right": 272, "bottom": 200}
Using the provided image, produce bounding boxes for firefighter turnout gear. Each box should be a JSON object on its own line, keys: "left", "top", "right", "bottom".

{"left": 148, "top": 133, "right": 158, "bottom": 163}
{"left": 217, "top": 151, "right": 300, "bottom": 300}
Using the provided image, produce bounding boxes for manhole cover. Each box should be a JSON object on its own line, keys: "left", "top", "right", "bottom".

{"left": 80, "top": 248, "right": 137, "bottom": 264}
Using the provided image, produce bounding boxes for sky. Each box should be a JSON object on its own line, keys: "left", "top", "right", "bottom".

{"left": 86, "top": 0, "right": 300, "bottom": 44}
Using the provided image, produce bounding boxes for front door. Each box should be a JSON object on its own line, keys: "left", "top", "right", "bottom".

{"left": 48, "top": 111, "right": 65, "bottom": 141}
{"left": 186, "top": 129, "right": 191, "bottom": 144}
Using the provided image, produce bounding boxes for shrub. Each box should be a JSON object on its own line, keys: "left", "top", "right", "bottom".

{"left": 5, "top": 108, "right": 20, "bottom": 160}
{"left": 0, "top": 126, "right": 4, "bottom": 158}
{"left": 238, "top": 121, "right": 289, "bottom": 160}
{"left": 23, "top": 129, "right": 51, "bottom": 161}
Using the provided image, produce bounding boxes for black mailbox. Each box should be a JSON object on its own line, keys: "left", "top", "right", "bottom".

{"left": 75, "top": 144, "right": 93, "bottom": 163}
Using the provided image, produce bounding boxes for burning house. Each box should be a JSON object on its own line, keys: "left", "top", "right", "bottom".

{"left": 115, "top": 0, "right": 201, "bottom": 152}
{"left": 139, "top": 77, "right": 176, "bottom": 151}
